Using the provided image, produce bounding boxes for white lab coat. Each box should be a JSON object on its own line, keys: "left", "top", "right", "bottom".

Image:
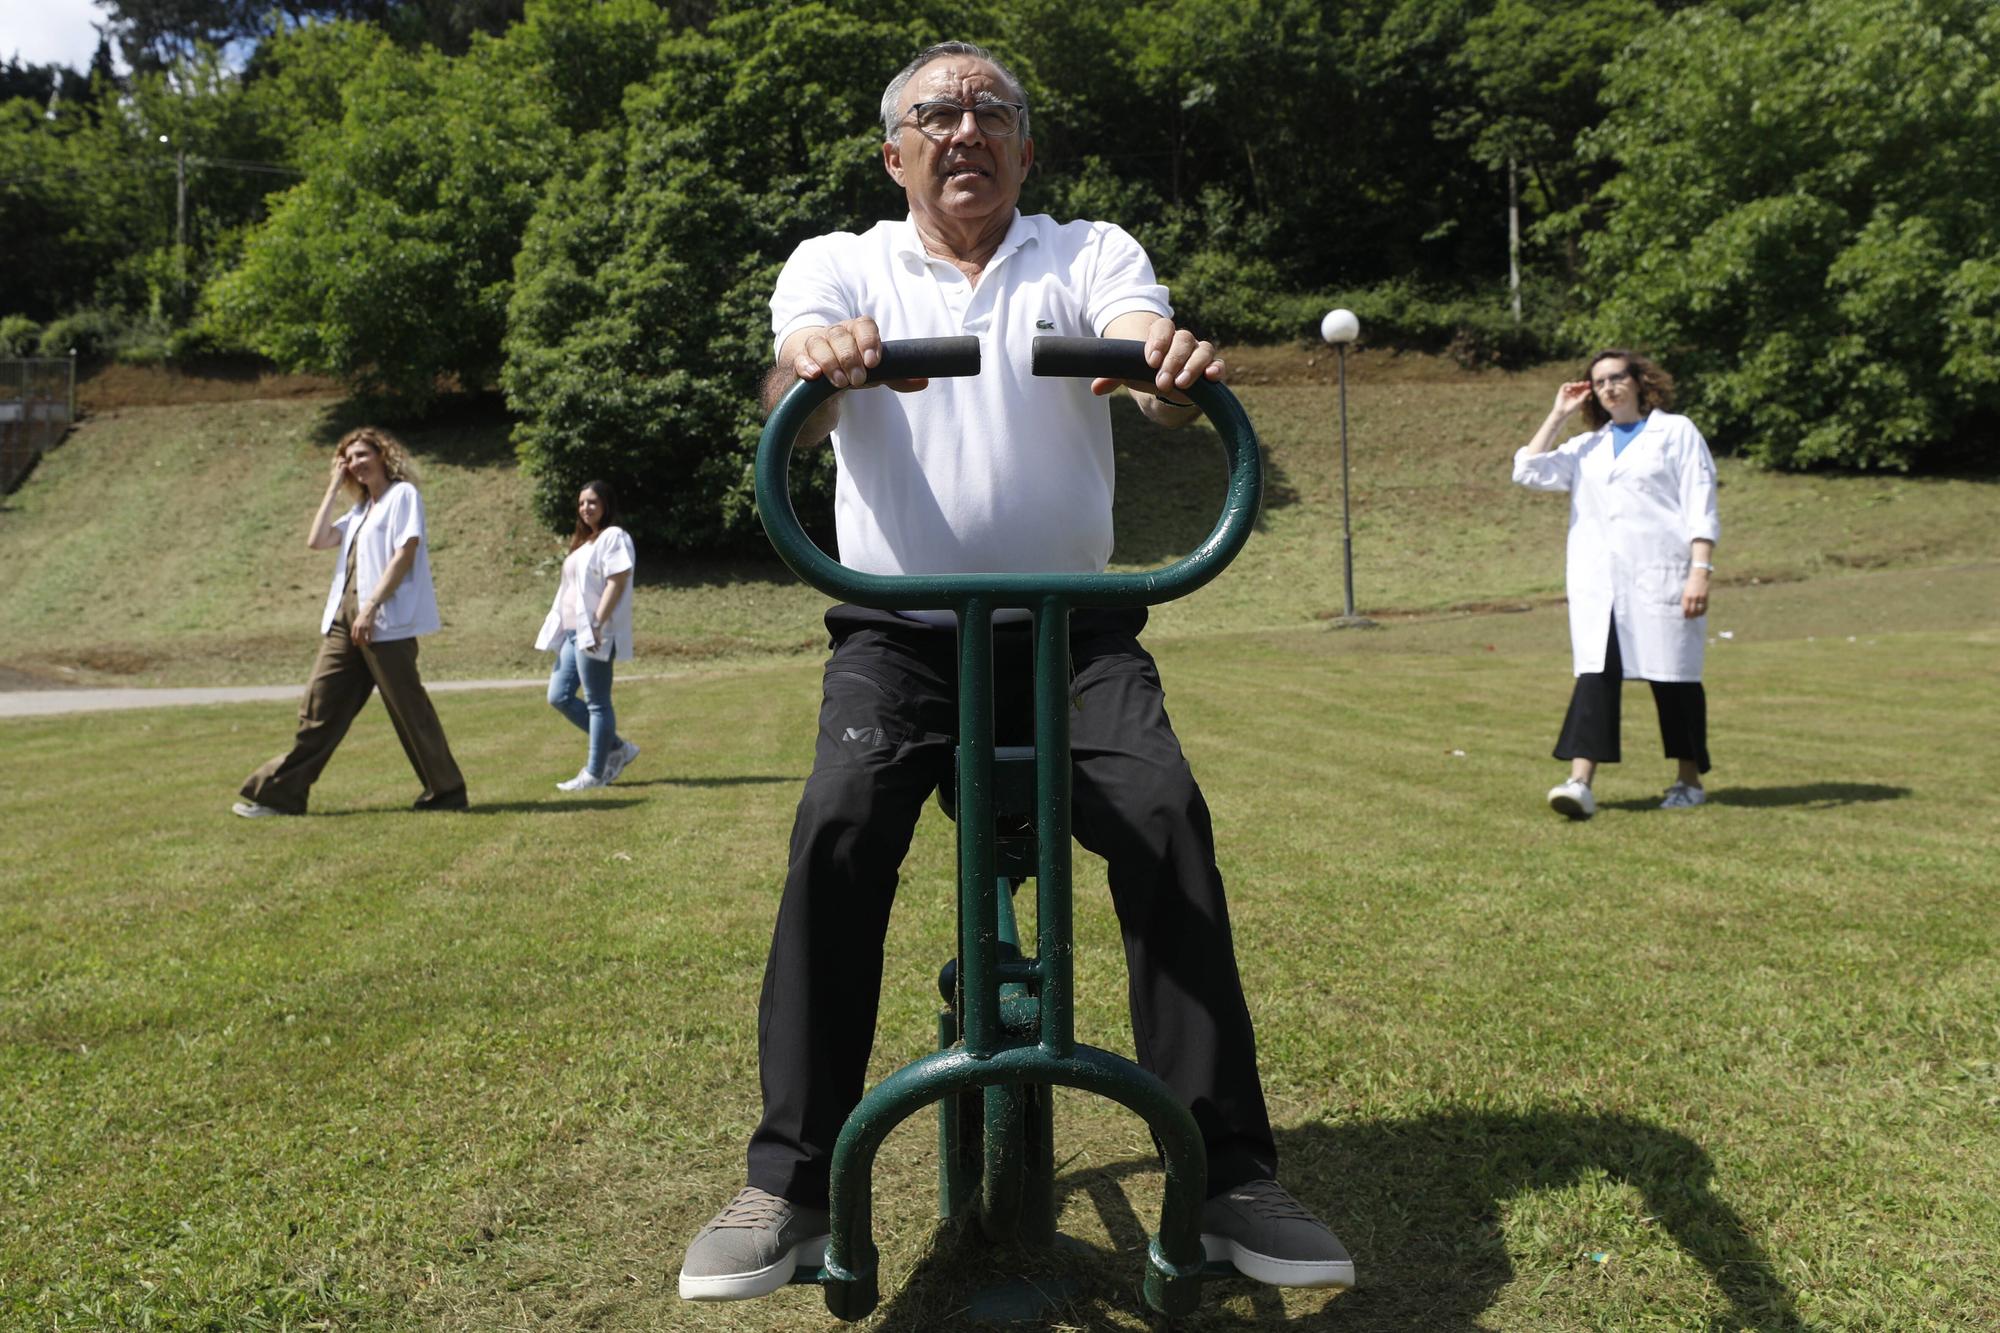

{"left": 1513, "top": 410, "right": 1720, "bottom": 682}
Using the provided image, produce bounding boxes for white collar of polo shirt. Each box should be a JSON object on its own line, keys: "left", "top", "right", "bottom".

{"left": 892, "top": 211, "right": 1038, "bottom": 275}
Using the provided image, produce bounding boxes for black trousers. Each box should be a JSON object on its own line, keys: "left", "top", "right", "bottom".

{"left": 746, "top": 604, "right": 1277, "bottom": 1209}
{"left": 1554, "top": 618, "right": 1710, "bottom": 773}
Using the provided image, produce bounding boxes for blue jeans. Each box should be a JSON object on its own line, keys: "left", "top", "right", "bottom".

{"left": 548, "top": 632, "right": 622, "bottom": 777}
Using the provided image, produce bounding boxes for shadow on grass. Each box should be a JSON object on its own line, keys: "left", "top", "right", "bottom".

{"left": 308, "top": 798, "right": 646, "bottom": 816}
{"left": 614, "top": 774, "right": 800, "bottom": 789}
{"left": 308, "top": 395, "right": 517, "bottom": 469}
{"left": 1109, "top": 396, "right": 1299, "bottom": 568}
{"left": 864, "top": 1110, "right": 1808, "bottom": 1332}
{"left": 1600, "top": 782, "right": 1910, "bottom": 813}
{"left": 1708, "top": 782, "right": 1910, "bottom": 809}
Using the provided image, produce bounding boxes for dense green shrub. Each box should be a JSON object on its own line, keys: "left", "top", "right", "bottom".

{"left": 28, "top": 308, "right": 207, "bottom": 366}
{"left": 1318, "top": 279, "right": 1568, "bottom": 367}
{"left": 165, "top": 318, "right": 250, "bottom": 362}
{"left": 36, "top": 309, "right": 124, "bottom": 360}
{"left": 1577, "top": 0, "right": 2000, "bottom": 468}
{"left": 1166, "top": 253, "right": 1298, "bottom": 344}
{"left": 110, "top": 316, "right": 173, "bottom": 366}
{"left": 0, "top": 315, "right": 39, "bottom": 358}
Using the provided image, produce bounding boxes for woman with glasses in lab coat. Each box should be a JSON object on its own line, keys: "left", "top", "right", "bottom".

{"left": 1513, "top": 350, "right": 1720, "bottom": 821}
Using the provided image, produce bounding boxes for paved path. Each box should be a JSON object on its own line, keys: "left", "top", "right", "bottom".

{"left": 0, "top": 677, "right": 547, "bottom": 719}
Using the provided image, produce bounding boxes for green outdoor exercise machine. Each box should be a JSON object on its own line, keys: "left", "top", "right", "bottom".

{"left": 755, "top": 335, "right": 1263, "bottom": 1320}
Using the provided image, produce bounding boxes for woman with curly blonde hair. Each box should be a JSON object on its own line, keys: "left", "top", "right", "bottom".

{"left": 235, "top": 426, "right": 468, "bottom": 816}
{"left": 1513, "top": 349, "right": 1720, "bottom": 820}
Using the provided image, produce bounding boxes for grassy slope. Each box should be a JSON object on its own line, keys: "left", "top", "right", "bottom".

{"left": 0, "top": 397, "right": 827, "bottom": 689}
{"left": 3, "top": 348, "right": 1994, "bottom": 687}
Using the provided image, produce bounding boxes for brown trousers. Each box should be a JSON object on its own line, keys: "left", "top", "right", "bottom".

{"left": 241, "top": 572, "right": 465, "bottom": 813}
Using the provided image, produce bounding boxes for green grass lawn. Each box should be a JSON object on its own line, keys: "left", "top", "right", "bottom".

{"left": 3, "top": 559, "right": 1997, "bottom": 1330}
{"left": 3, "top": 356, "right": 1997, "bottom": 1328}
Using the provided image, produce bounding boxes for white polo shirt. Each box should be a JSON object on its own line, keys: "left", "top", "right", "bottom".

{"left": 770, "top": 212, "right": 1171, "bottom": 588}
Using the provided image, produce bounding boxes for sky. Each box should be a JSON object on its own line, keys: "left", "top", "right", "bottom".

{"left": 2, "top": 0, "right": 111, "bottom": 70}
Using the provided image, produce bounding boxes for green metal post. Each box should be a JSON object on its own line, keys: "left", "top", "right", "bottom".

{"left": 1033, "top": 597, "right": 1075, "bottom": 1058}
{"left": 956, "top": 600, "right": 1000, "bottom": 1059}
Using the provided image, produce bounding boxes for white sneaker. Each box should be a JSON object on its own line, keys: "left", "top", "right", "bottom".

{"left": 603, "top": 740, "right": 640, "bottom": 783}
{"left": 1547, "top": 778, "right": 1595, "bottom": 820}
{"left": 231, "top": 800, "right": 290, "bottom": 818}
{"left": 556, "top": 768, "right": 606, "bottom": 792}
{"left": 1660, "top": 782, "right": 1707, "bottom": 809}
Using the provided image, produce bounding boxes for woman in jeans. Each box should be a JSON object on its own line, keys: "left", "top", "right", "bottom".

{"left": 535, "top": 480, "right": 639, "bottom": 790}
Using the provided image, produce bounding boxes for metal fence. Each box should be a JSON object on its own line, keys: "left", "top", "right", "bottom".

{"left": 1, "top": 355, "right": 77, "bottom": 493}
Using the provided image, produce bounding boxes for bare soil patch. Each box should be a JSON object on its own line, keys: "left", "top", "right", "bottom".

{"left": 79, "top": 361, "right": 343, "bottom": 412}
{"left": 0, "top": 665, "right": 70, "bottom": 690}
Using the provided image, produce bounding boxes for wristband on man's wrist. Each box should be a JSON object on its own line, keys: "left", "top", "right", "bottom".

{"left": 1691, "top": 561, "right": 1714, "bottom": 571}
{"left": 1156, "top": 392, "right": 1196, "bottom": 409}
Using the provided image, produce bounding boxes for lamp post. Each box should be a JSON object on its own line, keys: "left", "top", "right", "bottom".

{"left": 160, "top": 134, "right": 186, "bottom": 302}
{"left": 1320, "top": 309, "right": 1374, "bottom": 628}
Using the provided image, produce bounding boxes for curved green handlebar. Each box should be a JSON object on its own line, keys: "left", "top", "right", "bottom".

{"left": 754, "top": 336, "right": 1262, "bottom": 609}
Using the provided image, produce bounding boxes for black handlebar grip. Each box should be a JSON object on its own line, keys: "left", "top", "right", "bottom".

{"left": 873, "top": 337, "right": 982, "bottom": 380}
{"left": 1030, "top": 336, "right": 1153, "bottom": 383}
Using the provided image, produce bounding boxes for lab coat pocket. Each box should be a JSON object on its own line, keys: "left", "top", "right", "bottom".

{"left": 1636, "top": 560, "right": 1688, "bottom": 612}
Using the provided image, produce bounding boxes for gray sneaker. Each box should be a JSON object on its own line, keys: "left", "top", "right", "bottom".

{"left": 1660, "top": 782, "right": 1707, "bottom": 809}
{"left": 678, "top": 1186, "right": 830, "bottom": 1301}
{"left": 1201, "top": 1179, "right": 1354, "bottom": 1288}
{"left": 604, "top": 739, "right": 640, "bottom": 783}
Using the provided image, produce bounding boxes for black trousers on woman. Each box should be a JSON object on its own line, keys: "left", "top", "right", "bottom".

{"left": 745, "top": 604, "right": 1276, "bottom": 1210}
{"left": 1553, "top": 617, "right": 1710, "bottom": 773}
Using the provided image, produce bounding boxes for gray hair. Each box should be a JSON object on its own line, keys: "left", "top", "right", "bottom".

{"left": 879, "top": 41, "right": 1032, "bottom": 143}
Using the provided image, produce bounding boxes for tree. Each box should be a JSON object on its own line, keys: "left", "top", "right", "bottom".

{"left": 98, "top": 0, "right": 532, "bottom": 69}
{"left": 99, "top": 0, "right": 390, "bottom": 69}
{"left": 0, "top": 71, "right": 169, "bottom": 322}
{"left": 1579, "top": 0, "right": 2000, "bottom": 468}
{"left": 210, "top": 24, "right": 570, "bottom": 405}
{"left": 1443, "top": 0, "right": 1663, "bottom": 280}
{"left": 1000, "top": 0, "right": 1511, "bottom": 296}
{"left": 504, "top": 1, "right": 971, "bottom": 549}
{"left": 238, "top": 20, "right": 396, "bottom": 166}
{"left": 0, "top": 55, "right": 95, "bottom": 109}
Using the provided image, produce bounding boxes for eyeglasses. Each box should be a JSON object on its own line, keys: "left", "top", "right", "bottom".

{"left": 904, "top": 99, "right": 1025, "bottom": 138}
{"left": 1591, "top": 371, "right": 1633, "bottom": 391}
